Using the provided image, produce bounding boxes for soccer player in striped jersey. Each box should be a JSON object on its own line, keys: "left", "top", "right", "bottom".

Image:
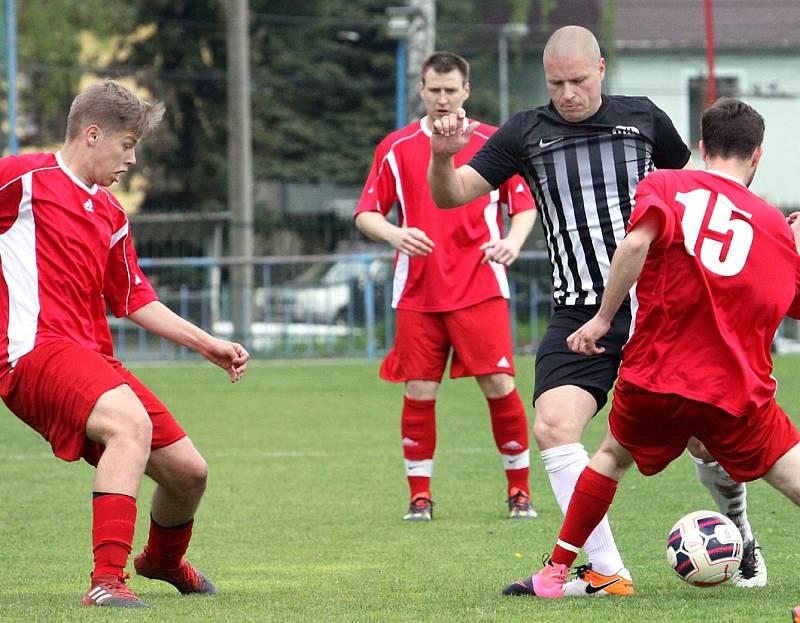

{"left": 503, "top": 97, "right": 800, "bottom": 601}
{"left": 429, "top": 26, "right": 764, "bottom": 595}
{"left": 355, "top": 52, "right": 538, "bottom": 522}
{"left": 0, "top": 80, "right": 249, "bottom": 607}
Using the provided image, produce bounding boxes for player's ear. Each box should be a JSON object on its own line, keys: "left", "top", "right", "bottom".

{"left": 86, "top": 125, "right": 101, "bottom": 147}
{"left": 698, "top": 140, "right": 708, "bottom": 163}
{"left": 751, "top": 144, "right": 764, "bottom": 168}
{"left": 463, "top": 81, "right": 470, "bottom": 102}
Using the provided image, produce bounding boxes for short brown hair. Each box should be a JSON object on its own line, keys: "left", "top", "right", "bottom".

{"left": 420, "top": 52, "right": 469, "bottom": 85}
{"left": 66, "top": 79, "right": 165, "bottom": 141}
{"left": 701, "top": 97, "right": 764, "bottom": 159}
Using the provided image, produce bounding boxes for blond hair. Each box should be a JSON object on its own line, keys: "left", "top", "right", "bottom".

{"left": 66, "top": 79, "right": 165, "bottom": 141}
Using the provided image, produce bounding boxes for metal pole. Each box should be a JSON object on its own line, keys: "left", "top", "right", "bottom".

{"left": 6, "top": 0, "right": 16, "bottom": 153}
{"left": 704, "top": 0, "right": 716, "bottom": 107}
{"left": 396, "top": 38, "right": 406, "bottom": 129}
{"left": 226, "top": 0, "right": 254, "bottom": 346}
{"left": 498, "top": 29, "right": 509, "bottom": 124}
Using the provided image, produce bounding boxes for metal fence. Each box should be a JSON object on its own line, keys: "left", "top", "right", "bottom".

{"left": 113, "top": 252, "right": 554, "bottom": 361}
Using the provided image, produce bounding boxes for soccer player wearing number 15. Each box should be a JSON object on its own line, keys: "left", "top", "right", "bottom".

{"left": 503, "top": 98, "right": 800, "bottom": 601}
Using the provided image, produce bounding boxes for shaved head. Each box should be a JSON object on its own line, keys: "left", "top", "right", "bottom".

{"left": 543, "top": 25, "right": 601, "bottom": 65}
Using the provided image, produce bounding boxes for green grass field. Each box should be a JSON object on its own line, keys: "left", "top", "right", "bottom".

{"left": 1, "top": 355, "right": 799, "bottom": 622}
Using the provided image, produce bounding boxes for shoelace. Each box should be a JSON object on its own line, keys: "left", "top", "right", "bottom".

{"left": 97, "top": 572, "right": 137, "bottom": 599}
{"left": 410, "top": 497, "right": 433, "bottom": 510}
{"left": 738, "top": 544, "right": 760, "bottom": 579}
{"left": 507, "top": 491, "right": 530, "bottom": 510}
{"left": 176, "top": 560, "right": 203, "bottom": 589}
{"left": 572, "top": 564, "right": 592, "bottom": 579}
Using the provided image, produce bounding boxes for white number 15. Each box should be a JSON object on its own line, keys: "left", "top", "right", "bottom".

{"left": 676, "top": 188, "right": 753, "bottom": 276}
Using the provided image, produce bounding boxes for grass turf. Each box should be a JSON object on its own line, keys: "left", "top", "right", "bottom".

{"left": 0, "top": 355, "right": 799, "bottom": 622}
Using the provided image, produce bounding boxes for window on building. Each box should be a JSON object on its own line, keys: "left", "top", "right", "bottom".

{"left": 688, "top": 76, "right": 739, "bottom": 145}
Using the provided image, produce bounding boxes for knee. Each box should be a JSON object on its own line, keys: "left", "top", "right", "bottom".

{"left": 179, "top": 454, "right": 209, "bottom": 494}
{"left": 533, "top": 410, "right": 578, "bottom": 449}
{"left": 477, "top": 373, "right": 515, "bottom": 398}
{"left": 405, "top": 380, "right": 439, "bottom": 401}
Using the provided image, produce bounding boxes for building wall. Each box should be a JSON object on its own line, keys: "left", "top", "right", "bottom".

{"left": 608, "top": 51, "right": 800, "bottom": 208}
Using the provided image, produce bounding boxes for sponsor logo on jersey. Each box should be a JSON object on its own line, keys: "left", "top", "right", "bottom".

{"left": 83, "top": 199, "right": 94, "bottom": 213}
{"left": 613, "top": 125, "right": 641, "bottom": 135}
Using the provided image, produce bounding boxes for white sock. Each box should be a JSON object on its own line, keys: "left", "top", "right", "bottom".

{"left": 692, "top": 456, "right": 754, "bottom": 544}
{"left": 541, "top": 443, "right": 625, "bottom": 575}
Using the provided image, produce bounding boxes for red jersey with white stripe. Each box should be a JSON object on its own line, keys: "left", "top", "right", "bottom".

{"left": 355, "top": 118, "right": 536, "bottom": 312}
{"left": 621, "top": 168, "right": 800, "bottom": 416}
{"left": 0, "top": 152, "right": 158, "bottom": 377}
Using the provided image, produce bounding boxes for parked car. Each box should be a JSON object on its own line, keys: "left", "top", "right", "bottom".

{"left": 255, "top": 257, "right": 391, "bottom": 325}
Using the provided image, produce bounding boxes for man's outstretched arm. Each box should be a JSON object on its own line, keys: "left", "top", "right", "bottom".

{"left": 127, "top": 301, "right": 249, "bottom": 382}
{"left": 567, "top": 210, "right": 661, "bottom": 355}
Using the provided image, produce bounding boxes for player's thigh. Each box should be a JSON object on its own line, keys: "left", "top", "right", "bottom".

{"left": 608, "top": 379, "right": 688, "bottom": 476}
{"left": 761, "top": 442, "right": 800, "bottom": 505}
{"left": 697, "top": 398, "right": 800, "bottom": 483}
{"left": 445, "top": 297, "right": 515, "bottom": 379}
{"left": 0, "top": 340, "right": 129, "bottom": 463}
{"left": 107, "top": 358, "right": 187, "bottom": 452}
{"left": 380, "top": 309, "right": 450, "bottom": 382}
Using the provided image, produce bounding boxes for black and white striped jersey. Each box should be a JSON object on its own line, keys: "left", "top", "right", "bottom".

{"left": 469, "top": 95, "right": 691, "bottom": 305}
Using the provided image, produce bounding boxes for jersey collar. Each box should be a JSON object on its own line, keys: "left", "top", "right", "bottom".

{"left": 55, "top": 151, "right": 99, "bottom": 195}
{"left": 705, "top": 169, "right": 748, "bottom": 187}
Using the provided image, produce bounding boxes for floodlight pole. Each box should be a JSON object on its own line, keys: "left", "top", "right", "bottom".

{"left": 226, "top": 0, "right": 254, "bottom": 346}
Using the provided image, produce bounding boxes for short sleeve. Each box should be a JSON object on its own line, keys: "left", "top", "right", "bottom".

{"left": 468, "top": 115, "right": 525, "bottom": 190}
{"left": 354, "top": 140, "right": 397, "bottom": 218}
{"left": 103, "top": 220, "right": 159, "bottom": 317}
{"left": 650, "top": 101, "right": 692, "bottom": 170}
{"left": 499, "top": 174, "right": 536, "bottom": 215}
{"left": 629, "top": 172, "right": 676, "bottom": 248}
{"left": 786, "top": 256, "right": 800, "bottom": 319}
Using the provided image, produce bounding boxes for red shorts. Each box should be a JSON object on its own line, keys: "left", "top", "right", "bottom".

{"left": 0, "top": 340, "right": 186, "bottom": 466}
{"left": 609, "top": 379, "right": 800, "bottom": 482}
{"left": 380, "top": 297, "right": 515, "bottom": 382}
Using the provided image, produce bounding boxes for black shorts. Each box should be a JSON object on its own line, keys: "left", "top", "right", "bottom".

{"left": 533, "top": 304, "right": 632, "bottom": 412}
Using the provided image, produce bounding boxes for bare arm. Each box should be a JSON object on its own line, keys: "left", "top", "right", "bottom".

{"left": 355, "top": 211, "right": 434, "bottom": 257}
{"left": 479, "top": 209, "right": 537, "bottom": 265}
{"left": 788, "top": 212, "right": 800, "bottom": 252}
{"left": 427, "top": 107, "right": 494, "bottom": 208}
{"left": 566, "top": 210, "right": 661, "bottom": 355}
{"left": 127, "top": 301, "right": 249, "bottom": 382}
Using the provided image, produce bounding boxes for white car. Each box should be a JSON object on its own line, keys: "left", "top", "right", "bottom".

{"left": 256, "top": 258, "right": 390, "bottom": 325}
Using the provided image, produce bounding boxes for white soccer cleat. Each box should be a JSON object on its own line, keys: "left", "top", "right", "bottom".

{"left": 732, "top": 540, "right": 767, "bottom": 588}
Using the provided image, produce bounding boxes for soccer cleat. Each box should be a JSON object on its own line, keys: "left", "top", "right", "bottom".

{"left": 562, "top": 563, "right": 634, "bottom": 597}
{"left": 507, "top": 489, "right": 538, "bottom": 519}
{"left": 403, "top": 495, "right": 433, "bottom": 522}
{"left": 134, "top": 552, "right": 219, "bottom": 595}
{"left": 80, "top": 572, "right": 148, "bottom": 608}
{"left": 502, "top": 556, "right": 568, "bottom": 598}
{"left": 732, "top": 539, "right": 767, "bottom": 588}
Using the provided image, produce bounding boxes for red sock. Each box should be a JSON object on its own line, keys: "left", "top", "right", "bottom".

{"left": 551, "top": 467, "right": 618, "bottom": 567}
{"left": 142, "top": 516, "right": 194, "bottom": 570}
{"left": 401, "top": 396, "right": 436, "bottom": 500}
{"left": 92, "top": 493, "right": 137, "bottom": 579}
{"left": 487, "top": 389, "right": 530, "bottom": 496}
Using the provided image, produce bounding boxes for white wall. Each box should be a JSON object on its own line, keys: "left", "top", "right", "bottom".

{"left": 609, "top": 51, "right": 800, "bottom": 208}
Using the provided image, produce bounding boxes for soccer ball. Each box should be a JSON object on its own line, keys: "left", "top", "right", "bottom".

{"left": 666, "top": 510, "right": 743, "bottom": 586}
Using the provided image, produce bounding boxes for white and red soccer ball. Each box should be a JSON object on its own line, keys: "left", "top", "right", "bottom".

{"left": 666, "top": 510, "right": 743, "bottom": 586}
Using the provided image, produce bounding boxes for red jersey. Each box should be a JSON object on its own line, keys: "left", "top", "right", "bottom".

{"left": 355, "top": 118, "right": 536, "bottom": 312}
{"left": 620, "top": 168, "right": 800, "bottom": 416}
{"left": 0, "top": 152, "right": 158, "bottom": 376}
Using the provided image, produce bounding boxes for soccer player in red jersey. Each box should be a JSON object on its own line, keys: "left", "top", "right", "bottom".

{"left": 355, "top": 52, "right": 538, "bottom": 521}
{"left": 0, "top": 80, "right": 249, "bottom": 608}
{"left": 502, "top": 98, "right": 800, "bottom": 600}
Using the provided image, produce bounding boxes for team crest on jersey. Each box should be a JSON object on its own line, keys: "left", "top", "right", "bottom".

{"left": 613, "top": 125, "right": 641, "bottom": 135}
{"left": 83, "top": 199, "right": 94, "bottom": 213}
